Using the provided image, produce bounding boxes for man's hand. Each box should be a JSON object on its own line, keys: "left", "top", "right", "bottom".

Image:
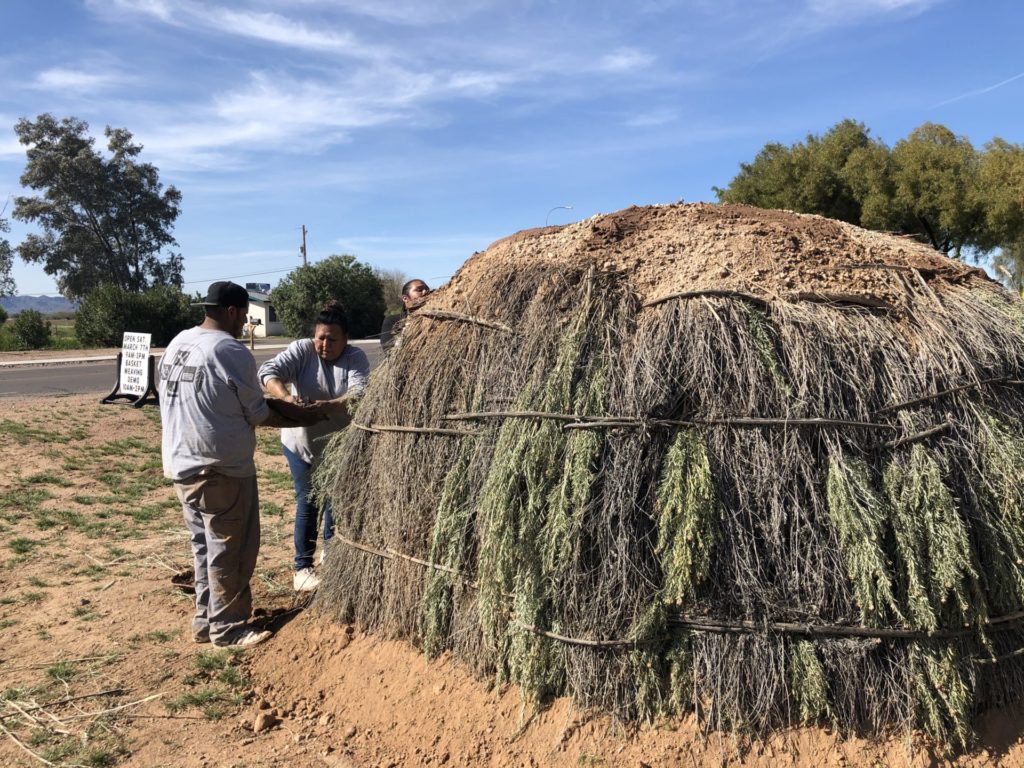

{"left": 299, "top": 398, "right": 354, "bottom": 426}
{"left": 261, "top": 397, "right": 331, "bottom": 428}
{"left": 315, "top": 398, "right": 351, "bottom": 416}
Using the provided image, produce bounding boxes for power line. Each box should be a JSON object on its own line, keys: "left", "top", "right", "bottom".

{"left": 181, "top": 267, "right": 295, "bottom": 286}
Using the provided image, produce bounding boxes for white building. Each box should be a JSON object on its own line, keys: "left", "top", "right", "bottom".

{"left": 245, "top": 291, "right": 284, "bottom": 338}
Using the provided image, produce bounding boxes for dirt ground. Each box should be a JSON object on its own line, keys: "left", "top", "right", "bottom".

{"left": 1, "top": 394, "right": 1023, "bottom": 767}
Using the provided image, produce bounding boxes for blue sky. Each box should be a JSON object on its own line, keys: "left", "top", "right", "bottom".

{"left": 1, "top": 0, "right": 1021, "bottom": 295}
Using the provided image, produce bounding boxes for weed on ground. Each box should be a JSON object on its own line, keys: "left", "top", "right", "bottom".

{"left": 0, "top": 395, "right": 301, "bottom": 766}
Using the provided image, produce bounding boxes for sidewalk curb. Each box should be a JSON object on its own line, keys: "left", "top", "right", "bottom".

{"left": 0, "top": 339, "right": 380, "bottom": 369}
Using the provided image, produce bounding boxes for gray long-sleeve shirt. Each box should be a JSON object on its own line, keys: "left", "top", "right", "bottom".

{"left": 258, "top": 340, "right": 369, "bottom": 463}
{"left": 159, "top": 326, "right": 271, "bottom": 481}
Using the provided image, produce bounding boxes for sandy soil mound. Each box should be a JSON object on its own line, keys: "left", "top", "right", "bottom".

{"left": 248, "top": 613, "right": 1024, "bottom": 767}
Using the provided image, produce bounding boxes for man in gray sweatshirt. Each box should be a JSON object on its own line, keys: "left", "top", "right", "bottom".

{"left": 160, "top": 281, "right": 322, "bottom": 647}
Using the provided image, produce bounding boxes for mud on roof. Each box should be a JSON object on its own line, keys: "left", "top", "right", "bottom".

{"left": 436, "top": 202, "right": 990, "bottom": 320}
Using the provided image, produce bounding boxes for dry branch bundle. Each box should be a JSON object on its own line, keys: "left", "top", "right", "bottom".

{"left": 313, "top": 203, "right": 1024, "bottom": 747}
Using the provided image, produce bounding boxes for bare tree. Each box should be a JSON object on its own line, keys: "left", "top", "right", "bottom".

{"left": 374, "top": 267, "right": 408, "bottom": 315}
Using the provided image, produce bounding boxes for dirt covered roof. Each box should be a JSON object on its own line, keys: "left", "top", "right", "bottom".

{"left": 435, "top": 203, "right": 993, "bottom": 317}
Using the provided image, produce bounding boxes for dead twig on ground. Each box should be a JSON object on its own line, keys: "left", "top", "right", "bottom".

{"left": 0, "top": 719, "right": 55, "bottom": 766}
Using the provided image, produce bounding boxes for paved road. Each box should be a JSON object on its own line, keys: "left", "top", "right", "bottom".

{"left": 0, "top": 341, "right": 383, "bottom": 398}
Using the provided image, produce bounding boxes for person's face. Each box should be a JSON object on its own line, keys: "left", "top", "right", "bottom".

{"left": 313, "top": 323, "right": 348, "bottom": 362}
{"left": 228, "top": 305, "right": 248, "bottom": 338}
{"left": 402, "top": 281, "right": 430, "bottom": 309}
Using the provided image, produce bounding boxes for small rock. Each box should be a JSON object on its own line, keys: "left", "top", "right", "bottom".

{"left": 240, "top": 738, "right": 254, "bottom": 746}
{"left": 337, "top": 634, "right": 350, "bottom": 650}
{"left": 293, "top": 732, "right": 303, "bottom": 744}
{"left": 318, "top": 713, "right": 333, "bottom": 727}
{"left": 343, "top": 725, "right": 357, "bottom": 741}
{"left": 257, "top": 699, "right": 271, "bottom": 710}
{"left": 253, "top": 712, "right": 279, "bottom": 733}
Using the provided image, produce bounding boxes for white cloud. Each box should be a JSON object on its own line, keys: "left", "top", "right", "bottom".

{"left": 0, "top": 119, "right": 24, "bottom": 161}
{"left": 0, "top": 138, "right": 23, "bottom": 161}
{"left": 71, "top": 0, "right": 945, "bottom": 182}
{"left": 597, "top": 48, "right": 655, "bottom": 74}
{"left": 443, "top": 70, "right": 521, "bottom": 97}
{"left": 624, "top": 109, "right": 678, "bottom": 128}
{"left": 209, "top": 9, "right": 359, "bottom": 51}
{"left": 206, "top": 7, "right": 389, "bottom": 59}
{"left": 33, "top": 67, "right": 127, "bottom": 93}
{"left": 134, "top": 68, "right": 442, "bottom": 169}
{"left": 806, "top": 0, "right": 943, "bottom": 22}
{"left": 212, "top": 73, "right": 397, "bottom": 129}
{"left": 88, "top": 0, "right": 179, "bottom": 24}
{"left": 92, "top": 0, "right": 387, "bottom": 59}
{"left": 259, "top": 0, "right": 497, "bottom": 26}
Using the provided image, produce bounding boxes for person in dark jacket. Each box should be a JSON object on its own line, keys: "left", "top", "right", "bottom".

{"left": 380, "top": 278, "right": 430, "bottom": 351}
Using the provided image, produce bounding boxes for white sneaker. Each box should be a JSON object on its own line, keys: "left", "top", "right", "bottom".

{"left": 293, "top": 568, "right": 320, "bottom": 592}
{"left": 212, "top": 628, "right": 272, "bottom": 648}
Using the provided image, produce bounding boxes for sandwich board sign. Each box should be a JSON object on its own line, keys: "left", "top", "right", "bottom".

{"left": 101, "top": 332, "right": 159, "bottom": 407}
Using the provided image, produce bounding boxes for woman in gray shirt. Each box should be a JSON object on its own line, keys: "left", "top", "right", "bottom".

{"left": 258, "top": 302, "right": 370, "bottom": 591}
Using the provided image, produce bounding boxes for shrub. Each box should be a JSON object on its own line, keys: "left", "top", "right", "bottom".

{"left": 0, "top": 304, "right": 8, "bottom": 324}
{"left": 271, "top": 255, "right": 385, "bottom": 338}
{"left": 139, "top": 286, "right": 204, "bottom": 345}
{"left": 11, "top": 309, "right": 52, "bottom": 349}
{"left": 75, "top": 285, "right": 201, "bottom": 348}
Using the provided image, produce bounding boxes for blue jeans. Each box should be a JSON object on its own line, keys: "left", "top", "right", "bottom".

{"left": 282, "top": 445, "right": 333, "bottom": 571}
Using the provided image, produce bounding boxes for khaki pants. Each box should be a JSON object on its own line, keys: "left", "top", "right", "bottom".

{"left": 176, "top": 472, "right": 260, "bottom": 643}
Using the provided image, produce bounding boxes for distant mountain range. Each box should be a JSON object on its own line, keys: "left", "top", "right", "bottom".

{"left": 0, "top": 295, "right": 78, "bottom": 315}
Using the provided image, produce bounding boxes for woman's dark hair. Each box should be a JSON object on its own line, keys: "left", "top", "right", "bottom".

{"left": 314, "top": 300, "right": 349, "bottom": 333}
{"left": 401, "top": 279, "right": 429, "bottom": 296}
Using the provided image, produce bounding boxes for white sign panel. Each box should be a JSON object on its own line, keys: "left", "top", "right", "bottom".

{"left": 120, "top": 332, "right": 152, "bottom": 396}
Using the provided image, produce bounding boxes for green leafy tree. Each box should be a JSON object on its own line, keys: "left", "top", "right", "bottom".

{"left": 12, "top": 114, "right": 182, "bottom": 300}
{"left": 715, "top": 119, "right": 875, "bottom": 224}
{"left": 75, "top": 284, "right": 201, "bottom": 348}
{"left": 716, "top": 119, "right": 1024, "bottom": 260}
{"left": 889, "top": 124, "right": 984, "bottom": 258}
{"left": 0, "top": 213, "right": 14, "bottom": 297}
{"left": 11, "top": 309, "right": 51, "bottom": 349}
{"left": 979, "top": 139, "right": 1024, "bottom": 249}
{"left": 271, "top": 255, "right": 385, "bottom": 338}
{"left": 0, "top": 304, "right": 8, "bottom": 324}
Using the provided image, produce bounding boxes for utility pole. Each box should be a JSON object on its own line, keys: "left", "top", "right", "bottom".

{"left": 300, "top": 224, "right": 308, "bottom": 267}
